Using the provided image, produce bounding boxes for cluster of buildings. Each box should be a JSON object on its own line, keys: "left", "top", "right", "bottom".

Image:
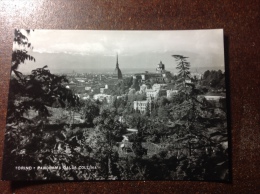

{"left": 131, "top": 61, "right": 226, "bottom": 113}
{"left": 132, "top": 62, "right": 180, "bottom": 113}
{"left": 64, "top": 54, "right": 225, "bottom": 113}
{"left": 133, "top": 82, "right": 179, "bottom": 113}
{"left": 65, "top": 54, "right": 124, "bottom": 101}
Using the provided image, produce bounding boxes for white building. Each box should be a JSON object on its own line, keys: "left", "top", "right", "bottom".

{"left": 100, "top": 88, "right": 109, "bottom": 94}
{"left": 185, "top": 79, "right": 192, "bottom": 84}
{"left": 198, "top": 94, "right": 226, "bottom": 108}
{"left": 140, "top": 84, "right": 149, "bottom": 93}
{"left": 85, "top": 86, "right": 92, "bottom": 91}
{"left": 152, "top": 83, "right": 167, "bottom": 90}
{"left": 167, "top": 89, "right": 178, "bottom": 98}
{"left": 133, "top": 100, "right": 151, "bottom": 113}
{"left": 93, "top": 94, "right": 112, "bottom": 103}
{"left": 191, "top": 72, "right": 203, "bottom": 80}
{"left": 146, "top": 89, "right": 167, "bottom": 100}
{"left": 204, "top": 95, "right": 225, "bottom": 101}
{"left": 146, "top": 89, "right": 158, "bottom": 99}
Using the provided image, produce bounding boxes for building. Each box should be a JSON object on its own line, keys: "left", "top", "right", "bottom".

{"left": 204, "top": 95, "right": 225, "bottom": 101}
{"left": 114, "top": 54, "right": 123, "bottom": 79}
{"left": 167, "top": 89, "right": 178, "bottom": 98}
{"left": 73, "top": 86, "right": 87, "bottom": 94}
{"left": 100, "top": 88, "right": 109, "bottom": 94}
{"left": 85, "top": 86, "right": 92, "bottom": 91}
{"left": 190, "top": 72, "right": 203, "bottom": 80}
{"left": 133, "top": 100, "right": 151, "bottom": 113}
{"left": 146, "top": 89, "right": 167, "bottom": 100}
{"left": 75, "top": 77, "right": 88, "bottom": 82}
{"left": 132, "top": 61, "right": 173, "bottom": 84}
{"left": 156, "top": 61, "right": 166, "bottom": 73}
{"left": 117, "top": 94, "right": 126, "bottom": 99}
{"left": 152, "top": 83, "right": 167, "bottom": 90}
{"left": 185, "top": 79, "right": 192, "bottom": 84}
{"left": 146, "top": 89, "right": 158, "bottom": 99}
{"left": 198, "top": 93, "right": 226, "bottom": 108}
{"left": 93, "top": 94, "right": 113, "bottom": 103}
{"left": 140, "top": 84, "right": 149, "bottom": 93}
{"left": 77, "top": 93, "right": 90, "bottom": 100}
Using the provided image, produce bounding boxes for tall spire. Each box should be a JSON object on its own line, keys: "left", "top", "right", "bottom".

{"left": 114, "top": 53, "right": 122, "bottom": 79}
{"left": 116, "top": 53, "right": 119, "bottom": 68}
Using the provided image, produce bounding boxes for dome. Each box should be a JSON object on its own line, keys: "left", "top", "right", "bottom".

{"left": 158, "top": 61, "right": 165, "bottom": 69}
{"left": 156, "top": 61, "right": 165, "bottom": 73}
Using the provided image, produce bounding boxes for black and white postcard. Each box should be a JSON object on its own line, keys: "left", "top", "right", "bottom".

{"left": 2, "top": 29, "right": 230, "bottom": 181}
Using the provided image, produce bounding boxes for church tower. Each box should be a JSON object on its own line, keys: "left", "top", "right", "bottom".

{"left": 114, "top": 53, "right": 123, "bottom": 79}
{"left": 156, "top": 61, "right": 165, "bottom": 73}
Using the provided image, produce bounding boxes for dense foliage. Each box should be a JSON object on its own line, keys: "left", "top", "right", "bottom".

{"left": 202, "top": 70, "right": 226, "bottom": 89}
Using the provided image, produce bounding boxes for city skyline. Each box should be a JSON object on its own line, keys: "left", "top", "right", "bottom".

{"left": 15, "top": 30, "right": 225, "bottom": 74}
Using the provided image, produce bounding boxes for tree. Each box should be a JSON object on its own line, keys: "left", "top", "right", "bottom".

{"left": 168, "top": 55, "right": 229, "bottom": 180}
{"left": 7, "top": 30, "right": 79, "bottom": 124}
{"left": 132, "top": 78, "right": 140, "bottom": 91}
{"left": 158, "top": 96, "right": 169, "bottom": 107}
{"left": 88, "top": 108, "right": 126, "bottom": 179}
{"left": 202, "top": 70, "right": 225, "bottom": 89}
{"left": 11, "top": 30, "right": 35, "bottom": 79}
{"left": 132, "top": 137, "right": 147, "bottom": 158}
{"left": 172, "top": 55, "right": 192, "bottom": 102}
{"left": 3, "top": 30, "right": 80, "bottom": 180}
{"left": 158, "top": 106, "right": 168, "bottom": 121}
{"left": 172, "top": 55, "right": 191, "bottom": 86}
{"left": 145, "top": 102, "right": 151, "bottom": 117}
{"left": 7, "top": 66, "right": 79, "bottom": 124}
{"left": 82, "top": 99, "right": 100, "bottom": 126}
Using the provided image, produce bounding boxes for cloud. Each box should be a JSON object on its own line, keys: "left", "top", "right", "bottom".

{"left": 27, "top": 30, "right": 223, "bottom": 57}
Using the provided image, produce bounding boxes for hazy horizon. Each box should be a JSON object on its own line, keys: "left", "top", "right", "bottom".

{"left": 15, "top": 29, "right": 225, "bottom": 74}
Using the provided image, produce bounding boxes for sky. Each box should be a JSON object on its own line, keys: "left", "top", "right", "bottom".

{"left": 15, "top": 29, "right": 225, "bottom": 74}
